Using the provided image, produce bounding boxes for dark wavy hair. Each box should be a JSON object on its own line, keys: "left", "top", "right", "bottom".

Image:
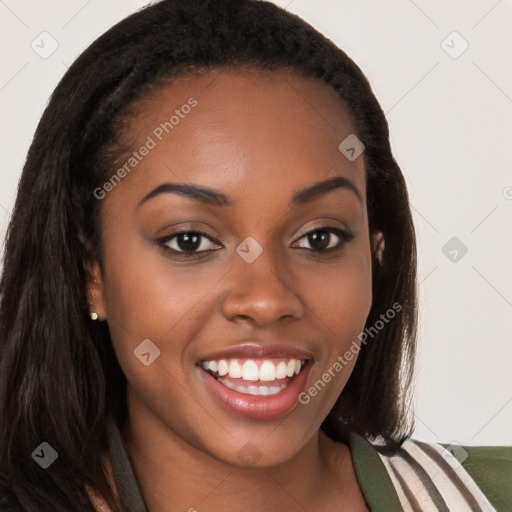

{"left": 0, "top": 0, "right": 417, "bottom": 510}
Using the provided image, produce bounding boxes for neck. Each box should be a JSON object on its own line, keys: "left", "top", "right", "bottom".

{"left": 121, "top": 405, "right": 353, "bottom": 512}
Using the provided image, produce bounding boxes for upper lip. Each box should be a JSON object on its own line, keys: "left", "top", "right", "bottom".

{"left": 198, "top": 343, "right": 314, "bottom": 362}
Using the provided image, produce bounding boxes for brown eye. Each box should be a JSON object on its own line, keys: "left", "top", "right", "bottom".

{"left": 159, "top": 230, "right": 221, "bottom": 255}
{"left": 292, "top": 227, "right": 355, "bottom": 252}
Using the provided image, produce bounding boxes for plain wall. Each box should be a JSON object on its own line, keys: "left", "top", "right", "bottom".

{"left": 0, "top": 0, "right": 510, "bottom": 446}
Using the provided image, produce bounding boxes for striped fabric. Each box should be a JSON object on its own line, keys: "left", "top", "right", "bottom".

{"left": 376, "top": 438, "right": 497, "bottom": 511}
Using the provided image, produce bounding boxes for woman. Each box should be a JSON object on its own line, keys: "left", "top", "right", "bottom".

{"left": 0, "top": 1, "right": 510, "bottom": 511}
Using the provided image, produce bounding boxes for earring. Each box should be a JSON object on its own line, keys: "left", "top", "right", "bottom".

{"left": 89, "top": 302, "right": 99, "bottom": 321}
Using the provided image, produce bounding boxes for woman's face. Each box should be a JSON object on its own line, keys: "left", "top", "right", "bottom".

{"left": 90, "top": 67, "right": 373, "bottom": 467}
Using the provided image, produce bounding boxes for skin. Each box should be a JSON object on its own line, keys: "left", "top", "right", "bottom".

{"left": 88, "top": 67, "right": 380, "bottom": 511}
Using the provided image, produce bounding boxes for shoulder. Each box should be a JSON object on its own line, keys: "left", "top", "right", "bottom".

{"left": 455, "top": 443, "right": 512, "bottom": 512}
{"left": 376, "top": 437, "right": 512, "bottom": 512}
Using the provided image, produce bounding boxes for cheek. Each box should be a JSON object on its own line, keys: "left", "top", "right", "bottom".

{"left": 99, "top": 241, "right": 211, "bottom": 438}
{"left": 306, "top": 237, "right": 372, "bottom": 340}
{"left": 298, "top": 238, "right": 372, "bottom": 404}
{"left": 100, "top": 225, "right": 223, "bottom": 341}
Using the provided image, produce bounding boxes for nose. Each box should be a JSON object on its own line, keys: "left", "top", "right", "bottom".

{"left": 221, "top": 249, "right": 305, "bottom": 327}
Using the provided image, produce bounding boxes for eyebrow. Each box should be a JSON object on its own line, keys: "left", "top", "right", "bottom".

{"left": 137, "top": 176, "right": 362, "bottom": 209}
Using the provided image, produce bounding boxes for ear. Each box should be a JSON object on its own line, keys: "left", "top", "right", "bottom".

{"left": 86, "top": 259, "right": 108, "bottom": 321}
{"left": 372, "top": 231, "right": 385, "bottom": 264}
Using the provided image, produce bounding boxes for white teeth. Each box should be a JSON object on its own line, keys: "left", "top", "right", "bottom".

{"left": 242, "top": 360, "right": 259, "bottom": 381}
{"left": 247, "top": 385, "right": 259, "bottom": 395}
{"left": 258, "top": 386, "right": 269, "bottom": 396}
{"left": 201, "top": 358, "right": 305, "bottom": 382}
{"left": 218, "top": 359, "right": 228, "bottom": 376}
{"left": 259, "top": 361, "right": 276, "bottom": 381}
{"left": 219, "top": 378, "right": 285, "bottom": 396}
{"left": 228, "top": 360, "right": 243, "bottom": 378}
{"left": 276, "top": 361, "right": 288, "bottom": 379}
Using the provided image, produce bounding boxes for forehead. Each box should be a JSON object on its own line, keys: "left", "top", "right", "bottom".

{"left": 106, "top": 67, "right": 365, "bottom": 207}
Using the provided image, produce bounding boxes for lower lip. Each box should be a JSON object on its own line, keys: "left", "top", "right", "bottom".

{"left": 198, "top": 364, "right": 312, "bottom": 421}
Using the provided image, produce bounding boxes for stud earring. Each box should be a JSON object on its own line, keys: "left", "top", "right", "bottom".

{"left": 89, "top": 302, "right": 99, "bottom": 321}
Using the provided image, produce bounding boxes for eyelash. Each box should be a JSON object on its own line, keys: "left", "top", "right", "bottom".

{"left": 157, "top": 226, "right": 355, "bottom": 258}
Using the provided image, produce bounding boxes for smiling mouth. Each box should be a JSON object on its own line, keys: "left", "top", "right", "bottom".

{"left": 199, "top": 358, "right": 309, "bottom": 396}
